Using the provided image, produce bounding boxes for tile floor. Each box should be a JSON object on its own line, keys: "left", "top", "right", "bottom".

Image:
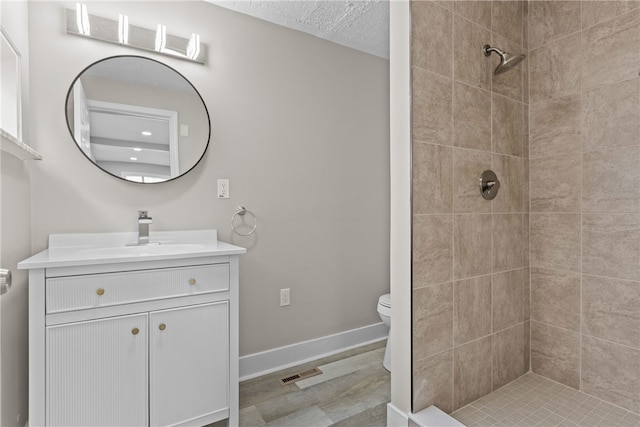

{"left": 239, "top": 340, "right": 389, "bottom": 426}
{"left": 451, "top": 373, "right": 640, "bottom": 427}
{"left": 233, "top": 344, "right": 640, "bottom": 427}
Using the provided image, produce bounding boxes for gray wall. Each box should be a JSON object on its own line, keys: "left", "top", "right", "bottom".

{"left": 1, "top": 1, "right": 32, "bottom": 425}
{"left": 28, "top": 1, "right": 390, "bottom": 357}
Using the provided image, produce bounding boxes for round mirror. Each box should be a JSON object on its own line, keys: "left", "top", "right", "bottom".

{"left": 65, "top": 55, "right": 210, "bottom": 184}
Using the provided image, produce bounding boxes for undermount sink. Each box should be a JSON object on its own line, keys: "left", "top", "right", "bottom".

{"left": 77, "top": 243, "right": 208, "bottom": 257}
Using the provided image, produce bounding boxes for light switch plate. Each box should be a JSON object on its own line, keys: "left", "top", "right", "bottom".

{"left": 280, "top": 288, "right": 290, "bottom": 306}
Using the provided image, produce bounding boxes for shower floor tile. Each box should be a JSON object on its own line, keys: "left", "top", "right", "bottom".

{"left": 451, "top": 373, "right": 640, "bottom": 427}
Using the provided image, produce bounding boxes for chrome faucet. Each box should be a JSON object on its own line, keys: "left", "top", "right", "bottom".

{"left": 137, "top": 210, "right": 152, "bottom": 245}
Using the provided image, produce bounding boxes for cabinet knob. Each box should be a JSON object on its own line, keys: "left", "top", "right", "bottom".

{"left": 131, "top": 327, "right": 140, "bottom": 335}
{"left": 188, "top": 278, "right": 196, "bottom": 285}
{"left": 96, "top": 288, "right": 105, "bottom": 296}
{"left": 159, "top": 323, "right": 167, "bottom": 331}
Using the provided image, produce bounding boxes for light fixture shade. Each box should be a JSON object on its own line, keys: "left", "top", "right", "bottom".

{"left": 66, "top": 7, "right": 207, "bottom": 64}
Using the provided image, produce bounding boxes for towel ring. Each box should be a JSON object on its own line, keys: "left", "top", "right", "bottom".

{"left": 231, "top": 206, "right": 257, "bottom": 236}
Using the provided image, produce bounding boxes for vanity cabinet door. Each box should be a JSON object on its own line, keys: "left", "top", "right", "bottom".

{"left": 46, "top": 313, "right": 149, "bottom": 426}
{"left": 149, "top": 302, "right": 229, "bottom": 426}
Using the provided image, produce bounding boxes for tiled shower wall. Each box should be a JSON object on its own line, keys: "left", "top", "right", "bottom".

{"left": 410, "top": 1, "right": 530, "bottom": 413}
{"left": 412, "top": 0, "right": 640, "bottom": 416}
{"left": 528, "top": 1, "right": 640, "bottom": 414}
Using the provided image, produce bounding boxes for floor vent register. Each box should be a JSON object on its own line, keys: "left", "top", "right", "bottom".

{"left": 279, "top": 368, "right": 323, "bottom": 386}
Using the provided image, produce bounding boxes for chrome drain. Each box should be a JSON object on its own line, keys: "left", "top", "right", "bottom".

{"left": 279, "top": 367, "right": 322, "bottom": 386}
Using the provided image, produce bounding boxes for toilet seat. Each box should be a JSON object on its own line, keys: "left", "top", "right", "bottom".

{"left": 377, "top": 293, "right": 391, "bottom": 372}
{"left": 378, "top": 293, "right": 391, "bottom": 308}
{"left": 377, "top": 293, "right": 391, "bottom": 319}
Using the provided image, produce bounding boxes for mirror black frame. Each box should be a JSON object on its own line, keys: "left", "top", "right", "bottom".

{"left": 65, "top": 55, "right": 211, "bottom": 184}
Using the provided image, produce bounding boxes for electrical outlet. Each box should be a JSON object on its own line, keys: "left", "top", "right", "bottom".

{"left": 217, "top": 179, "right": 229, "bottom": 198}
{"left": 280, "top": 288, "right": 290, "bottom": 307}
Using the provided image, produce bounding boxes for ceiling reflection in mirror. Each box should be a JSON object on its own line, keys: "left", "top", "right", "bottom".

{"left": 65, "top": 56, "right": 210, "bottom": 183}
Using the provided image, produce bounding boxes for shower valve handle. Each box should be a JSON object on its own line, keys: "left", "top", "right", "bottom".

{"left": 480, "top": 170, "right": 500, "bottom": 200}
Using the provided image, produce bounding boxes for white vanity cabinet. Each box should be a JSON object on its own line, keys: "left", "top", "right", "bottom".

{"left": 19, "top": 231, "right": 245, "bottom": 427}
{"left": 46, "top": 313, "right": 150, "bottom": 426}
{"left": 149, "top": 302, "right": 229, "bottom": 426}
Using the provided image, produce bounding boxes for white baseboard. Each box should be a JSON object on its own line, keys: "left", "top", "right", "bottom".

{"left": 387, "top": 402, "right": 409, "bottom": 426}
{"left": 239, "top": 322, "right": 389, "bottom": 381}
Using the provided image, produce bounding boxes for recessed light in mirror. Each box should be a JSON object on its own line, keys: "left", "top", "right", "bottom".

{"left": 133, "top": 148, "right": 142, "bottom": 152}
{"left": 141, "top": 131, "right": 152, "bottom": 136}
{"left": 130, "top": 157, "right": 138, "bottom": 161}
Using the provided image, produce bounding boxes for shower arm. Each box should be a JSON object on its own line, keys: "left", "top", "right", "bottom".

{"left": 483, "top": 45, "right": 504, "bottom": 59}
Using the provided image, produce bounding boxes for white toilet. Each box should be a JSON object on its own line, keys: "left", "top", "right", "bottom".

{"left": 377, "top": 293, "right": 391, "bottom": 371}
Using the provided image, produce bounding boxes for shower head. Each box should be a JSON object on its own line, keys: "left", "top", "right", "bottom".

{"left": 483, "top": 44, "right": 526, "bottom": 75}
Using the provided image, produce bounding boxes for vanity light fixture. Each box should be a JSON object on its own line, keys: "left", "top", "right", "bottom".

{"left": 187, "top": 34, "right": 200, "bottom": 61}
{"left": 155, "top": 24, "right": 167, "bottom": 52}
{"left": 141, "top": 131, "right": 152, "bottom": 136}
{"left": 155, "top": 25, "right": 191, "bottom": 58}
{"left": 133, "top": 147, "right": 142, "bottom": 152}
{"left": 118, "top": 14, "right": 129, "bottom": 44}
{"left": 66, "top": 6, "right": 207, "bottom": 64}
{"left": 75, "top": 3, "right": 90, "bottom": 36}
{"left": 130, "top": 157, "right": 138, "bottom": 161}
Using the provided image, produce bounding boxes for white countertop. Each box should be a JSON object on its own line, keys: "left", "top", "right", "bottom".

{"left": 18, "top": 230, "right": 246, "bottom": 269}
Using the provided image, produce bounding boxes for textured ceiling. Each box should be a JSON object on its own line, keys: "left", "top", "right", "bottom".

{"left": 206, "top": 0, "right": 389, "bottom": 59}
